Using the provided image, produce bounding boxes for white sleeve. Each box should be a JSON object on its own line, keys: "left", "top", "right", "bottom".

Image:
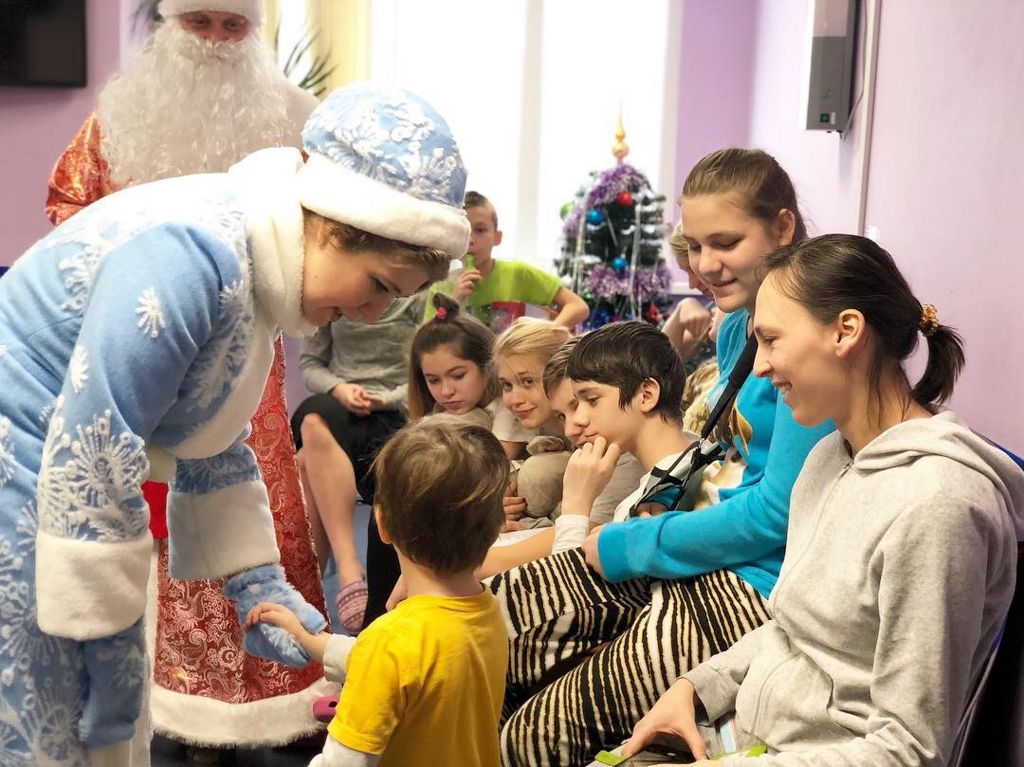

{"left": 309, "top": 737, "right": 380, "bottom": 767}
{"left": 322, "top": 634, "right": 358, "bottom": 683}
{"left": 551, "top": 514, "right": 592, "bottom": 554}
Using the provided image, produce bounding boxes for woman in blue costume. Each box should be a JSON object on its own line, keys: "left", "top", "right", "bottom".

{"left": 0, "top": 84, "right": 470, "bottom": 766}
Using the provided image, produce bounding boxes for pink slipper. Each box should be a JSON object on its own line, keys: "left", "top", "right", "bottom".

{"left": 336, "top": 579, "right": 368, "bottom": 634}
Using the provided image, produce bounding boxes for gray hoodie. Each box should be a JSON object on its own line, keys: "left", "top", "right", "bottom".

{"left": 685, "top": 411, "right": 1024, "bottom": 767}
{"left": 299, "top": 294, "right": 425, "bottom": 410}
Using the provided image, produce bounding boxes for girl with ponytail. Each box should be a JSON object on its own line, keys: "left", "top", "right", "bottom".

{"left": 624, "top": 233, "right": 1024, "bottom": 766}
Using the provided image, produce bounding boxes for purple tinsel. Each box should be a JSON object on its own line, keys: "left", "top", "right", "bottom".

{"left": 561, "top": 163, "right": 651, "bottom": 242}
{"left": 584, "top": 262, "right": 672, "bottom": 302}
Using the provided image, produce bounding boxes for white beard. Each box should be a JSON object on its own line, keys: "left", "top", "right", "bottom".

{"left": 97, "top": 22, "right": 295, "bottom": 187}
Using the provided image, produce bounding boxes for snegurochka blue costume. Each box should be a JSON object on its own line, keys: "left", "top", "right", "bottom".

{"left": 0, "top": 84, "right": 470, "bottom": 766}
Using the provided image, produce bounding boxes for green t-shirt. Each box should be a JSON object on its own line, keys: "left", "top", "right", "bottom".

{"left": 423, "top": 259, "right": 562, "bottom": 332}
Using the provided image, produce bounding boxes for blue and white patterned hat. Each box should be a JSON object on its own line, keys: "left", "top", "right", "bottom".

{"left": 298, "top": 84, "right": 470, "bottom": 259}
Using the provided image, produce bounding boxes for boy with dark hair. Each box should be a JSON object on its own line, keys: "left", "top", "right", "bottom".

{"left": 424, "top": 190, "right": 590, "bottom": 330}
{"left": 249, "top": 419, "right": 510, "bottom": 767}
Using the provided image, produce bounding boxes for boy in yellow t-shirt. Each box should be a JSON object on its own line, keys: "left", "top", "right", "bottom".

{"left": 424, "top": 191, "right": 590, "bottom": 331}
{"left": 247, "top": 418, "right": 510, "bottom": 767}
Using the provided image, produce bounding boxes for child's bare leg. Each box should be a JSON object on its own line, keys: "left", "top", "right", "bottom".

{"left": 298, "top": 413, "right": 364, "bottom": 587}
{"left": 296, "top": 449, "right": 330, "bottom": 573}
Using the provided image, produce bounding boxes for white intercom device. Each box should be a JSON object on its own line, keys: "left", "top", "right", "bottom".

{"left": 806, "top": 0, "right": 859, "bottom": 131}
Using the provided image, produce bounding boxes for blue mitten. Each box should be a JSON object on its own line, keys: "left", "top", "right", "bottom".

{"left": 223, "top": 563, "right": 327, "bottom": 667}
{"left": 79, "top": 619, "right": 147, "bottom": 747}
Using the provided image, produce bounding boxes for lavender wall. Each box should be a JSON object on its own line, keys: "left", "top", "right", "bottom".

{"left": 709, "top": 0, "right": 1022, "bottom": 448}
{"left": 863, "top": 0, "right": 1024, "bottom": 448}
{"left": 0, "top": 0, "right": 126, "bottom": 265}
{"left": 744, "top": 0, "right": 870, "bottom": 236}
{"left": 668, "top": 0, "right": 759, "bottom": 285}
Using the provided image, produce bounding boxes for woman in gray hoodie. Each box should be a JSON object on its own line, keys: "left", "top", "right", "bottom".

{"left": 621, "top": 234, "right": 1023, "bottom": 766}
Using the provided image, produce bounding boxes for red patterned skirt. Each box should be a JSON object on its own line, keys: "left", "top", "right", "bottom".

{"left": 150, "top": 338, "right": 333, "bottom": 746}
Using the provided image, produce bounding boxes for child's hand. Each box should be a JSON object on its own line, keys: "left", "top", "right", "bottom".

{"left": 500, "top": 519, "right": 525, "bottom": 533}
{"left": 581, "top": 524, "right": 606, "bottom": 577}
{"left": 503, "top": 494, "right": 527, "bottom": 522}
{"left": 562, "top": 436, "right": 621, "bottom": 513}
{"left": 246, "top": 602, "right": 307, "bottom": 640}
{"left": 331, "top": 382, "right": 378, "bottom": 416}
{"left": 452, "top": 268, "right": 483, "bottom": 301}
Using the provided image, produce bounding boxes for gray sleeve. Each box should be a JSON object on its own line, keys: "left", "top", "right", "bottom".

{"left": 300, "top": 326, "right": 344, "bottom": 394}
{"left": 591, "top": 455, "right": 646, "bottom": 525}
{"left": 714, "top": 490, "right": 1014, "bottom": 767}
{"left": 377, "top": 383, "right": 409, "bottom": 410}
{"left": 683, "top": 621, "right": 774, "bottom": 723}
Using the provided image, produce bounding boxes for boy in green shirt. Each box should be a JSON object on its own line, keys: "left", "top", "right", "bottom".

{"left": 424, "top": 191, "right": 590, "bottom": 331}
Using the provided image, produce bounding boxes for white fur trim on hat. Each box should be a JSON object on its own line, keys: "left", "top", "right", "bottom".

{"left": 158, "top": 0, "right": 263, "bottom": 25}
{"left": 297, "top": 153, "right": 470, "bottom": 258}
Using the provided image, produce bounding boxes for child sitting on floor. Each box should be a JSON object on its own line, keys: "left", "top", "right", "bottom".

{"left": 247, "top": 418, "right": 510, "bottom": 767}
{"left": 492, "top": 318, "right": 574, "bottom": 529}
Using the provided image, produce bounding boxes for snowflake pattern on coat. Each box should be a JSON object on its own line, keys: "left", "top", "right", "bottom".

{"left": 0, "top": 173, "right": 275, "bottom": 765}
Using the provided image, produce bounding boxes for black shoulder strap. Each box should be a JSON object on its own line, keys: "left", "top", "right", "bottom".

{"left": 630, "top": 332, "right": 759, "bottom": 515}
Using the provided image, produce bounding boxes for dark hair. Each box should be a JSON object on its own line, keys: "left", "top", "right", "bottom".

{"left": 763, "top": 233, "right": 965, "bottom": 410}
{"left": 567, "top": 321, "right": 685, "bottom": 423}
{"left": 302, "top": 209, "right": 450, "bottom": 282}
{"left": 542, "top": 336, "right": 582, "bottom": 395}
{"left": 373, "top": 419, "right": 507, "bottom": 574}
{"left": 407, "top": 293, "right": 499, "bottom": 419}
{"left": 464, "top": 190, "right": 498, "bottom": 229}
{"left": 682, "top": 148, "right": 808, "bottom": 245}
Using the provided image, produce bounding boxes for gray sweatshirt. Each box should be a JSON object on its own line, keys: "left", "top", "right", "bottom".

{"left": 685, "top": 411, "right": 1023, "bottom": 767}
{"left": 299, "top": 295, "right": 425, "bottom": 410}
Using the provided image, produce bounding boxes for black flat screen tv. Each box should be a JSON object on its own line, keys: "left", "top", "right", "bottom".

{"left": 0, "top": 0, "right": 87, "bottom": 87}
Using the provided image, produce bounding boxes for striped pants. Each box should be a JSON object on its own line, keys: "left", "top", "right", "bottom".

{"left": 489, "top": 548, "right": 769, "bottom": 767}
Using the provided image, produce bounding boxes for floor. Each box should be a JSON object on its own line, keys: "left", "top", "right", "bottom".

{"left": 151, "top": 504, "right": 372, "bottom": 765}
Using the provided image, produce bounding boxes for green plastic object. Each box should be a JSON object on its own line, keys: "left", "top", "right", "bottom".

{"left": 711, "top": 744, "right": 767, "bottom": 760}
{"left": 464, "top": 252, "right": 475, "bottom": 270}
{"left": 594, "top": 751, "right": 628, "bottom": 766}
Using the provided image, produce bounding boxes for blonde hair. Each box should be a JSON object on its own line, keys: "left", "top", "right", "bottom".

{"left": 494, "top": 318, "right": 570, "bottom": 366}
{"left": 303, "top": 209, "right": 450, "bottom": 282}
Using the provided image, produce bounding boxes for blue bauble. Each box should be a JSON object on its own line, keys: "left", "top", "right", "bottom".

{"left": 612, "top": 256, "right": 628, "bottom": 274}
{"left": 586, "top": 209, "right": 605, "bottom": 225}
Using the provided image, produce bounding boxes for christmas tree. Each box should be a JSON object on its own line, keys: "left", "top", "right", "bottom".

{"left": 555, "top": 118, "right": 672, "bottom": 329}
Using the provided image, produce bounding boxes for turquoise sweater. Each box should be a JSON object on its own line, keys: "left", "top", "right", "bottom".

{"left": 598, "top": 309, "right": 834, "bottom": 598}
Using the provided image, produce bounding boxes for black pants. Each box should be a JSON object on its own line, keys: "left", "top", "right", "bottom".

{"left": 291, "top": 393, "right": 404, "bottom": 624}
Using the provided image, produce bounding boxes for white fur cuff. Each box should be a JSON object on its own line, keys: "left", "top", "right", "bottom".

{"left": 36, "top": 530, "right": 153, "bottom": 640}
{"left": 168, "top": 480, "right": 280, "bottom": 580}
{"left": 297, "top": 153, "right": 470, "bottom": 258}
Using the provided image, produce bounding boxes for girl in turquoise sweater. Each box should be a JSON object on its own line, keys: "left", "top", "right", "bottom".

{"left": 491, "top": 149, "right": 833, "bottom": 767}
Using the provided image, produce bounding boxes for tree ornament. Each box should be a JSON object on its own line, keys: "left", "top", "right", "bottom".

{"left": 616, "top": 190, "right": 634, "bottom": 207}
{"left": 559, "top": 201, "right": 574, "bottom": 220}
{"left": 612, "top": 256, "right": 628, "bottom": 274}
{"left": 645, "top": 302, "right": 662, "bottom": 325}
{"left": 586, "top": 209, "right": 605, "bottom": 225}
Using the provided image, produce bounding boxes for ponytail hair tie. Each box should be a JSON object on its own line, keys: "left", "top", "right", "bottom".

{"left": 919, "top": 303, "right": 939, "bottom": 337}
{"left": 435, "top": 307, "right": 448, "bottom": 320}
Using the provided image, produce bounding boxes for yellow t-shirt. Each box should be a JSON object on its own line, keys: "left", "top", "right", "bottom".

{"left": 327, "top": 589, "right": 508, "bottom": 767}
